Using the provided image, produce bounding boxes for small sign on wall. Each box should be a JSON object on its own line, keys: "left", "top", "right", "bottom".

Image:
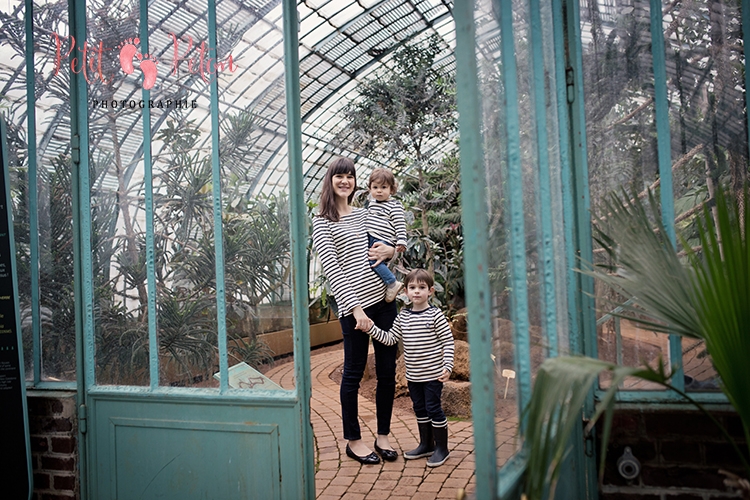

{"left": 0, "top": 117, "right": 32, "bottom": 498}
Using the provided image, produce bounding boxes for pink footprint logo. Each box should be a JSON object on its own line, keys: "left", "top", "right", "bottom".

{"left": 118, "top": 38, "right": 140, "bottom": 75}
{"left": 135, "top": 53, "right": 158, "bottom": 90}
{"left": 118, "top": 38, "right": 159, "bottom": 90}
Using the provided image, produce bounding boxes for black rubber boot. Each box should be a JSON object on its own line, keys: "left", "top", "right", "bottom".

{"left": 403, "top": 420, "right": 434, "bottom": 460}
{"left": 427, "top": 424, "right": 450, "bottom": 467}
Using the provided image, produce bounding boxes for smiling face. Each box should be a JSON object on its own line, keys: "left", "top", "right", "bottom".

{"left": 332, "top": 172, "right": 356, "bottom": 201}
{"left": 369, "top": 181, "right": 393, "bottom": 202}
{"left": 406, "top": 280, "right": 433, "bottom": 310}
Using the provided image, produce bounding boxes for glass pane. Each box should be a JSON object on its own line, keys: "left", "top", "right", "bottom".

{"left": 477, "top": 0, "right": 571, "bottom": 469}
{"left": 37, "top": 7, "right": 76, "bottom": 383}
{"left": 148, "top": 1, "right": 220, "bottom": 388}
{"left": 579, "top": 0, "right": 671, "bottom": 383}
{"left": 83, "top": 0, "right": 292, "bottom": 389}
{"left": 475, "top": 0, "right": 519, "bottom": 468}
{"left": 2, "top": 1, "right": 75, "bottom": 382}
{"left": 1, "top": 0, "right": 33, "bottom": 379}
{"left": 215, "top": 0, "right": 293, "bottom": 391}
{"left": 87, "top": 0, "right": 150, "bottom": 385}
{"left": 663, "top": 0, "right": 745, "bottom": 392}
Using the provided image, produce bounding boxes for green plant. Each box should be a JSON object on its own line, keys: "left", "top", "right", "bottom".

{"left": 340, "top": 35, "right": 457, "bottom": 269}
{"left": 228, "top": 334, "right": 275, "bottom": 368}
{"left": 522, "top": 187, "right": 750, "bottom": 498}
{"left": 397, "top": 153, "right": 464, "bottom": 312}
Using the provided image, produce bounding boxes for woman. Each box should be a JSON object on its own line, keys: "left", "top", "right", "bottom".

{"left": 311, "top": 157, "right": 400, "bottom": 465}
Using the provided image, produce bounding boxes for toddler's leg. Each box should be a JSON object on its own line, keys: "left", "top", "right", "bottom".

{"left": 367, "top": 235, "right": 402, "bottom": 301}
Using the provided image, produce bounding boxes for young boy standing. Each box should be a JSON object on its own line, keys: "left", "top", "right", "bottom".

{"left": 366, "top": 168, "right": 407, "bottom": 302}
{"left": 366, "top": 269, "right": 455, "bottom": 467}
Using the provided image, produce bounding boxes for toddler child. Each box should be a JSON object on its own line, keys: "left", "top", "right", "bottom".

{"left": 366, "top": 168, "right": 407, "bottom": 302}
{"left": 366, "top": 269, "right": 455, "bottom": 467}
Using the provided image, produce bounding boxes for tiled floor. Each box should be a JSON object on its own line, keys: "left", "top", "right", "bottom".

{"left": 265, "top": 345, "right": 520, "bottom": 500}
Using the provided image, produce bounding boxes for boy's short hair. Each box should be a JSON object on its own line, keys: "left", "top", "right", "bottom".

{"left": 368, "top": 168, "right": 397, "bottom": 194}
{"left": 404, "top": 268, "right": 434, "bottom": 289}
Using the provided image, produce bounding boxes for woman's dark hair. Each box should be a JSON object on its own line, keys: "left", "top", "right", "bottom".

{"left": 318, "top": 157, "right": 357, "bottom": 222}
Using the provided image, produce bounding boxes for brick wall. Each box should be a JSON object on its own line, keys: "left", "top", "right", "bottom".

{"left": 26, "top": 391, "right": 79, "bottom": 500}
{"left": 599, "top": 408, "right": 748, "bottom": 500}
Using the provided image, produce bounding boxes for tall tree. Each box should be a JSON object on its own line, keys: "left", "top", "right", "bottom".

{"left": 340, "top": 35, "right": 457, "bottom": 264}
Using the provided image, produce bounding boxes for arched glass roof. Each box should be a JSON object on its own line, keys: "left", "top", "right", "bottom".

{"left": 2, "top": 0, "right": 457, "bottom": 204}
{"left": 248, "top": 0, "right": 458, "bottom": 200}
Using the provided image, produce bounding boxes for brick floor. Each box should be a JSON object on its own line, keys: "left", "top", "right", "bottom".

{"left": 265, "top": 345, "right": 519, "bottom": 499}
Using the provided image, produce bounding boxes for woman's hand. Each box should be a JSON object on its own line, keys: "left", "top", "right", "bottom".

{"left": 352, "top": 306, "right": 374, "bottom": 332}
{"left": 368, "top": 242, "right": 396, "bottom": 267}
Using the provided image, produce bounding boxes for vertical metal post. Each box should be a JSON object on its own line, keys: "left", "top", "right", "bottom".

{"left": 494, "top": 0, "right": 533, "bottom": 422}
{"left": 282, "top": 0, "right": 315, "bottom": 495}
{"left": 207, "top": 0, "right": 229, "bottom": 393}
{"left": 649, "top": 0, "right": 683, "bottom": 391}
{"left": 24, "top": 0, "right": 42, "bottom": 385}
{"left": 528, "top": 0, "right": 559, "bottom": 357}
{"left": 564, "top": 0, "right": 599, "bottom": 496}
{"left": 551, "top": 0, "right": 579, "bottom": 359}
{"left": 138, "top": 0, "right": 159, "bottom": 391}
{"left": 454, "top": 0, "right": 497, "bottom": 498}
{"left": 68, "top": 0, "right": 90, "bottom": 497}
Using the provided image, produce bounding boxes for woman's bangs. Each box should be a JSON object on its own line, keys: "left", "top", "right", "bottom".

{"left": 328, "top": 158, "right": 356, "bottom": 177}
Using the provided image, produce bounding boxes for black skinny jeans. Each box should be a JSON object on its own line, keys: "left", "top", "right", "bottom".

{"left": 339, "top": 299, "right": 398, "bottom": 441}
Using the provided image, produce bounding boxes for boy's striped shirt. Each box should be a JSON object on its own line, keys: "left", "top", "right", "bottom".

{"left": 368, "top": 306, "right": 455, "bottom": 382}
{"left": 312, "top": 208, "right": 386, "bottom": 316}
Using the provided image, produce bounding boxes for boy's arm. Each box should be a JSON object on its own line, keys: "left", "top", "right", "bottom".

{"left": 392, "top": 202, "right": 407, "bottom": 248}
{"left": 367, "top": 315, "right": 402, "bottom": 346}
{"left": 434, "top": 311, "right": 455, "bottom": 374}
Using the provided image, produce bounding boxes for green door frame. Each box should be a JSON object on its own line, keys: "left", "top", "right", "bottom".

{"left": 454, "top": 0, "right": 599, "bottom": 497}
{"left": 458, "top": 0, "right": 750, "bottom": 496}
{"left": 65, "top": 0, "right": 314, "bottom": 497}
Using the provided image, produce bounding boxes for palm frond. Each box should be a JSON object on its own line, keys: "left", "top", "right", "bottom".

{"left": 585, "top": 188, "right": 750, "bottom": 445}
{"left": 524, "top": 357, "right": 660, "bottom": 499}
{"left": 525, "top": 187, "right": 750, "bottom": 498}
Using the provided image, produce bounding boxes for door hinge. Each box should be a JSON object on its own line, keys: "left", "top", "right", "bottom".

{"left": 72, "top": 134, "right": 80, "bottom": 164}
{"left": 582, "top": 417, "right": 594, "bottom": 457}
{"left": 78, "top": 403, "right": 87, "bottom": 434}
{"left": 566, "top": 67, "right": 575, "bottom": 104}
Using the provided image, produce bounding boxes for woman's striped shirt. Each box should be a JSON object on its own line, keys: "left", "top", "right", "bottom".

{"left": 368, "top": 306, "right": 455, "bottom": 382}
{"left": 312, "top": 208, "right": 386, "bottom": 317}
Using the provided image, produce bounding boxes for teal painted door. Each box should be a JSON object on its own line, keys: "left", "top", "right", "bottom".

{"left": 455, "top": 0, "right": 748, "bottom": 496}
{"left": 454, "top": 0, "right": 597, "bottom": 497}
{"left": 70, "top": 0, "right": 315, "bottom": 498}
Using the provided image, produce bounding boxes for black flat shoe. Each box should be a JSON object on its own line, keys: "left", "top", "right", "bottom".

{"left": 346, "top": 445, "right": 380, "bottom": 465}
{"left": 374, "top": 441, "right": 398, "bottom": 462}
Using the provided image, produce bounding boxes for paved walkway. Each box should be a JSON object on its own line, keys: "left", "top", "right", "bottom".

{"left": 265, "top": 345, "right": 519, "bottom": 500}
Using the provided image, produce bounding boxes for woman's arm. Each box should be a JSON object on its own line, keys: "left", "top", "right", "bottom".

{"left": 352, "top": 306, "right": 374, "bottom": 331}
{"left": 368, "top": 241, "right": 396, "bottom": 267}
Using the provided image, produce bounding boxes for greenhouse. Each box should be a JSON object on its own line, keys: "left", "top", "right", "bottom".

{"left": 1, "top": 0, "right": 748, "bottom": 498}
